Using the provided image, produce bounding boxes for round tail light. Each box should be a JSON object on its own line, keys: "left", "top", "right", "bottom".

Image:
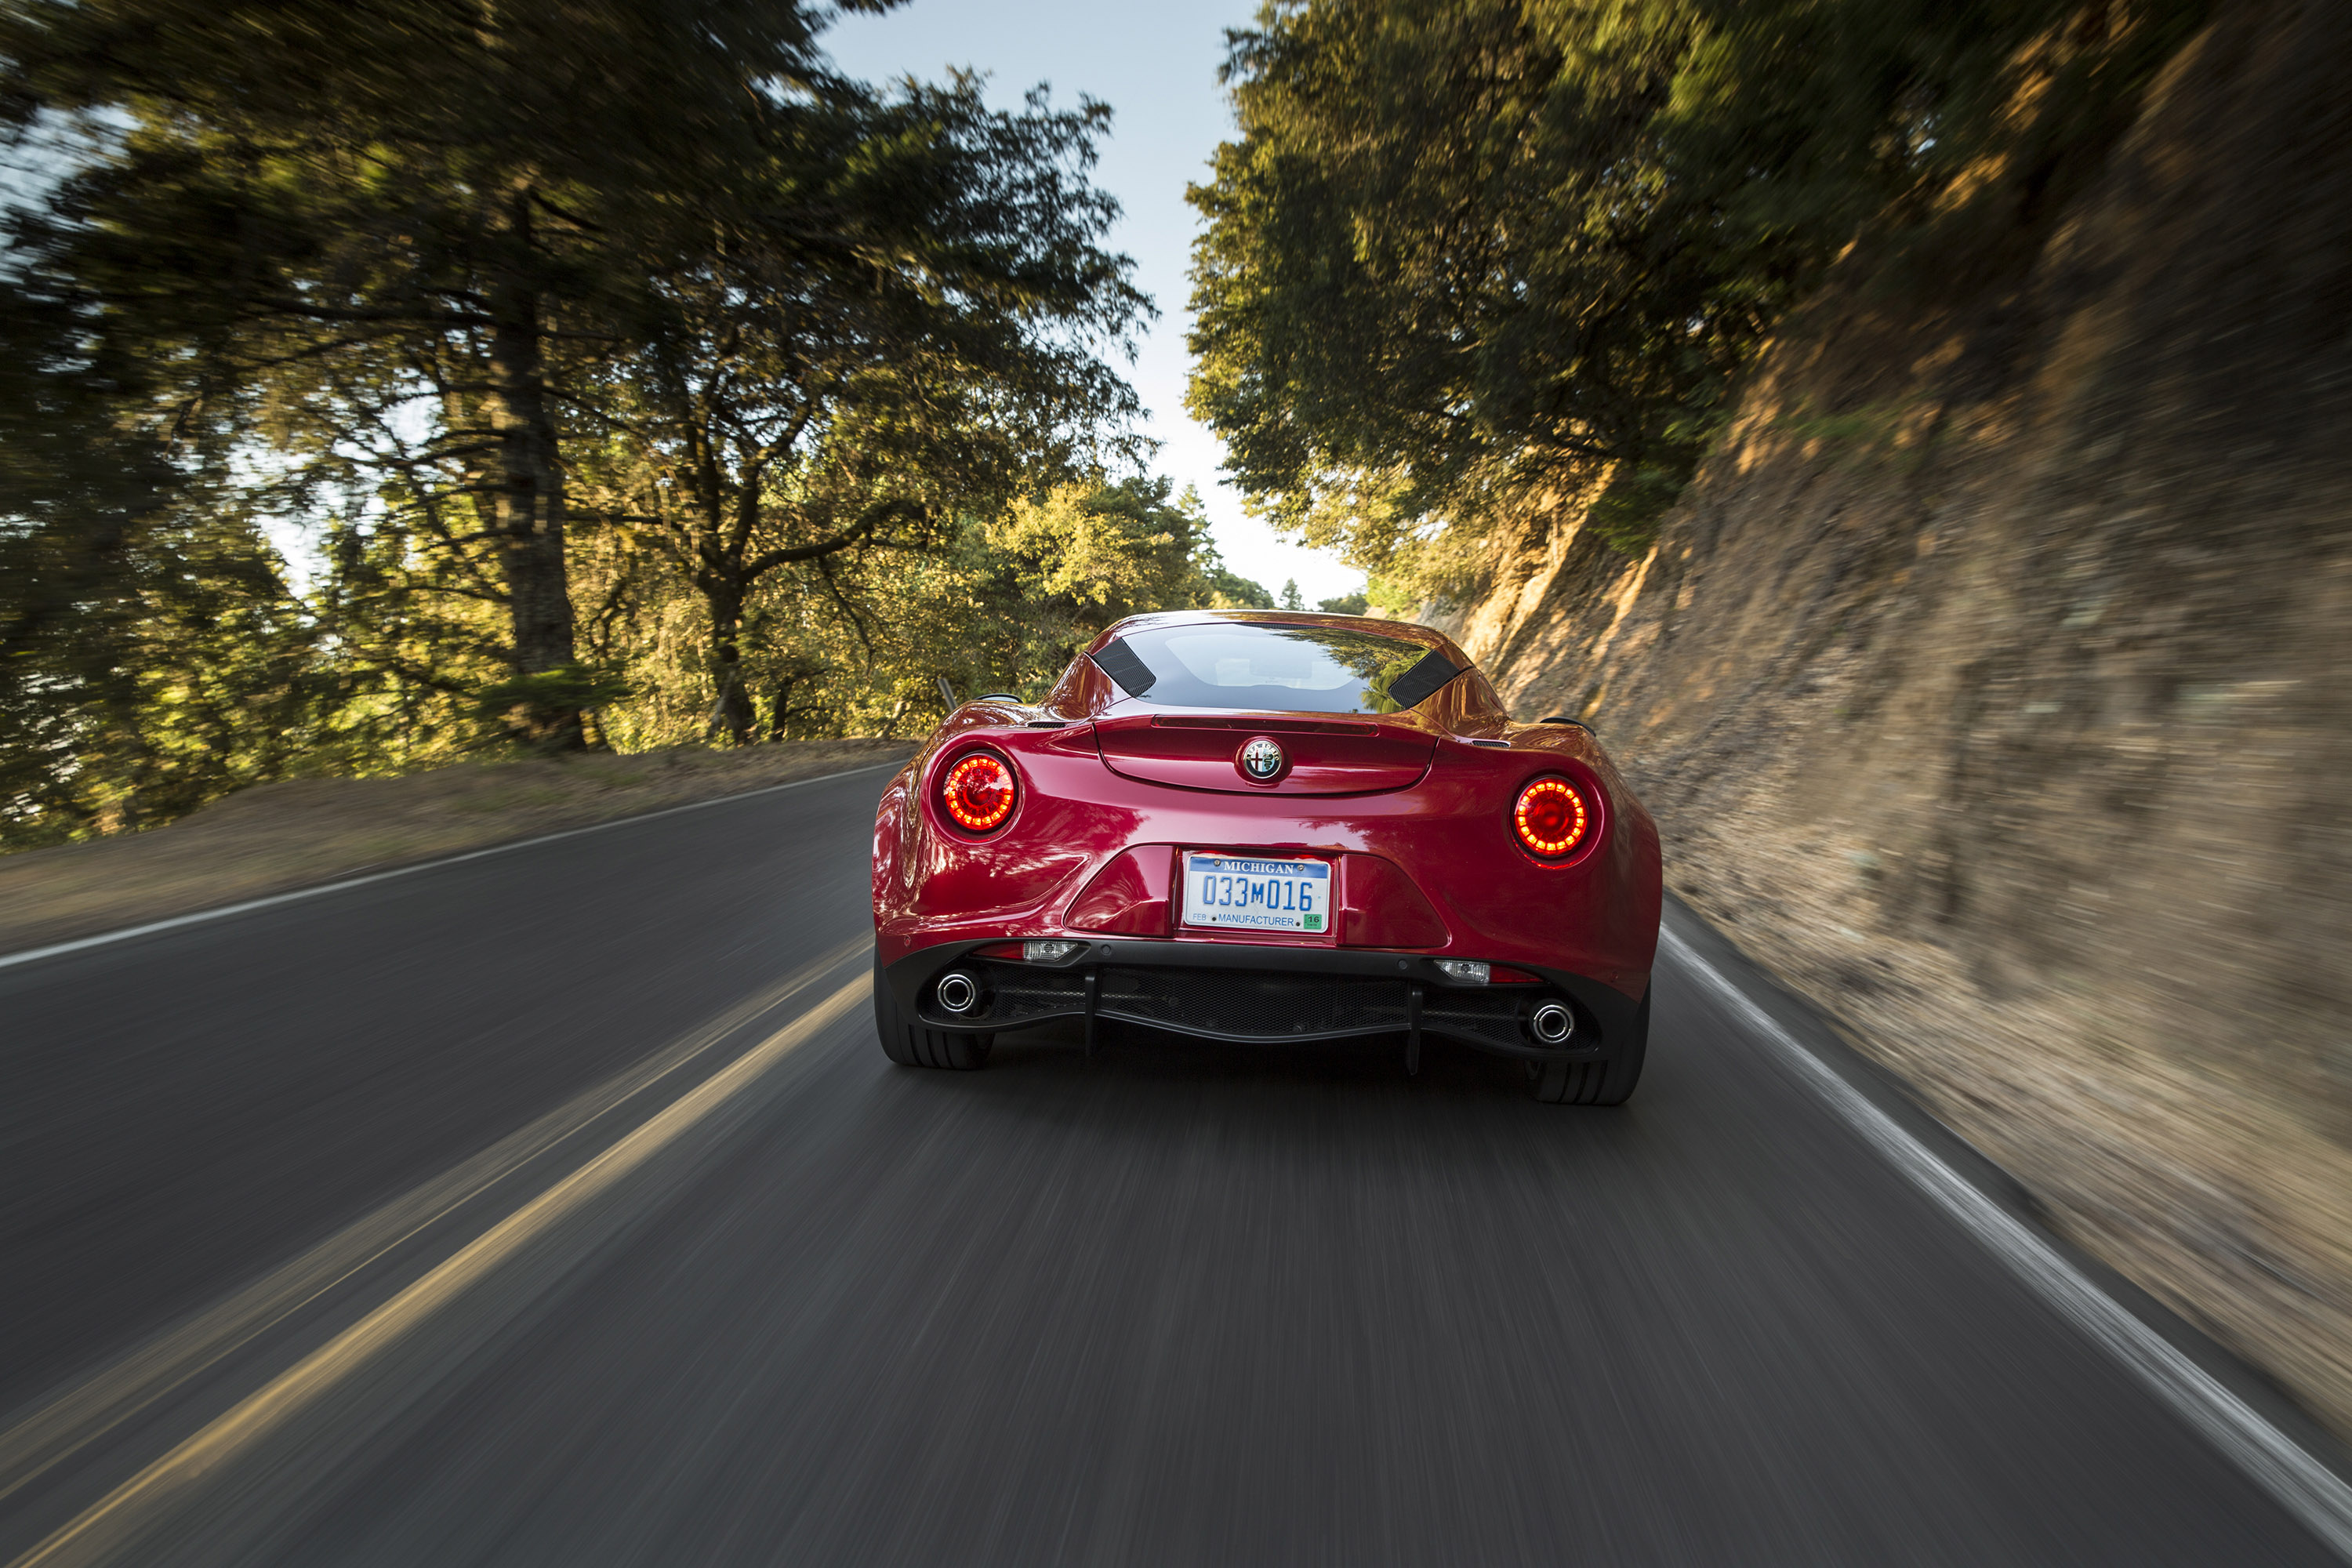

{"left": 1513, "top": 777, "right": 1589, "bottom": 858}
{"left": 942, "top": 751, "right": 1018, "bottom": 832}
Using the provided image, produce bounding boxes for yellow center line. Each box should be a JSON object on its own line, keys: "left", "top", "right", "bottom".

{"left": 11, "top": 971, "right": 871, "bottom": 1568}
{"left": 0, "top": 935, "right": 870, "bottom": 1508}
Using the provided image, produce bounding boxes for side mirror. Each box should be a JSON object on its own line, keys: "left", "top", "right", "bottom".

{"left": 1537, "top": 713, "right": 1595, "bottom": 735}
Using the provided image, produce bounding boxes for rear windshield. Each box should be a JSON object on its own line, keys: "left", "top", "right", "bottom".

{"left": 1091, "top": 622, "right": 1462, "bottom": 714}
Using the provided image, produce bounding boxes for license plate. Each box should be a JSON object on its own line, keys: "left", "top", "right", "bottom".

{"left": 1181, "top": 854, "right": 1332, "bottom": 934}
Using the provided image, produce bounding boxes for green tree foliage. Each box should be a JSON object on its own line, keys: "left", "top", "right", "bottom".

{"left": 1188, "top": 0, "right": 2209, "bottom": 589}
{"left": 572, "top": 77, "right": 1148, "bottom": 744}
{"left": 1207, "top": 567, "right": 1277, "bottom": 610}
{"left": 941, "top": 479, "right": 1241, "bottom": 700}
{"left": 0, "top": 0, "right": 884, "bottom": 746}
{"left": 594, "top": 477, "right": 1266, "bottom": 745}
{"left": 0, "top": 2, "right": 1167, "bottom": 848}
{"left": 0, "top": 490, "right": 334, "bottom": 845}
{"left": 0, "top": 222, "right": 349, "bottom": 841}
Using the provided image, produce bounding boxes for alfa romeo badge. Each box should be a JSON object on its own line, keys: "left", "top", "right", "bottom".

{"left": 1238, "top": 735, "right": 1286, "bottom": 781}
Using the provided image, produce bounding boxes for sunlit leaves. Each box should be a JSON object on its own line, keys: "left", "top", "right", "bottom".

{"left": 1187, "top": 0, "right": 2209, "bottom": 589}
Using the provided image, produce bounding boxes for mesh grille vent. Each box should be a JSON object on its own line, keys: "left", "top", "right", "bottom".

{"left": 959, "top": 960, "right": 1541, "bottom": 1050}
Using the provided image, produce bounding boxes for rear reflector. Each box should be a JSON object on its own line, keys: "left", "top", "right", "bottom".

{"left": 971, "top": 939, "right": 1084, "bottom": 963}
{"left": 1433, "top": 960, "right": 1544, "bottom": 985}
{"left": 1513, "top": 778, "right": 1588, "bottom": 858}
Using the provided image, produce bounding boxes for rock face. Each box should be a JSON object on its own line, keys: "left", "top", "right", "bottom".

{"left": 1449, "top": 0, "right": 2352, "bottom": 1434}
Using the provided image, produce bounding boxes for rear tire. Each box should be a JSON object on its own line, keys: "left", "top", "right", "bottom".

{"left": 1529, "top": 991, "right": 1647, "bottom": 1105}
{"left": 873, "top": 957, "right": 993, "bottom": 1070}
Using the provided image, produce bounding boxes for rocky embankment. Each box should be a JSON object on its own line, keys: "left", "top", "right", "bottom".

{"left": 1440, "top": 0, "right": 2352, "bottom": 1435}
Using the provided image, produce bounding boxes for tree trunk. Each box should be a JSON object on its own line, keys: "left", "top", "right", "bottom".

{"left": 767, "top": 674, "right": 796, "bottom": 742}
{"left": 487, "top": 194, "right": 583, "bottom": 750}
{"left": 703, "top": 591, "right": 756, "bottom": 746}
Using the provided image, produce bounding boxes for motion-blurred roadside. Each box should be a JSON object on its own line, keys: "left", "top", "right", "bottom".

{"left": 1428, "top": 0, "right": 2352, "bottom": 1443}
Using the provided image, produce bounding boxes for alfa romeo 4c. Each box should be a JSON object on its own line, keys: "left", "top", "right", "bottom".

{"left": 869, "top": 612, "right": 1661, "bottom": 1102}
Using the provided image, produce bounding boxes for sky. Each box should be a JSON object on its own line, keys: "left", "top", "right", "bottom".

{"left": 821, "top": 0, "right": 1366, "bottom": 606}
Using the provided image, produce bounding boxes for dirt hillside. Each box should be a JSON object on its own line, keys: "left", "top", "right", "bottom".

{"left": 1443, "top": 0, "right": 2352, "bottom": 1435}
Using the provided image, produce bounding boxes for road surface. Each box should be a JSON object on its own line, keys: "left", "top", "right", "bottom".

{"left": 0, "top": 763, "right": 2341, "bottom": 1564}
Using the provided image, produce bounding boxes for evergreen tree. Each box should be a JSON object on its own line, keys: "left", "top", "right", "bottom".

{"left": 0, "top": 0, "right": 873, "bottom": 746}
{"left": 573, "top": 78, "right": 1147, "bottom": 744}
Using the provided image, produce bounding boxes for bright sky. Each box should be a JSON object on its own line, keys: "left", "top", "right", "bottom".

{"left": 822, "top": 0, "right": 1366, "bottom": 606}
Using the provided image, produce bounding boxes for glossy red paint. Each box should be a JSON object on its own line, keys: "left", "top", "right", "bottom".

{"left": 1067, "top": 845, "right": 1175, "bottom": 935}
{"left": 1095, "top": 715, "right": 1432, "bottom": 795}
{"left": 1337, "top": 853, "right": 1448, "bottom": 947}
{"left": 871, "top": 610, "right": 1663, "bottom": 1003}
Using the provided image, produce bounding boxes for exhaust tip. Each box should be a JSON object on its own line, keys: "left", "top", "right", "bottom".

{"left": 935, "top": 971, "right": 981, "bottom": 1015}
{"left": 1530, "top": 1000, "right": 1574, "bottom": 1045}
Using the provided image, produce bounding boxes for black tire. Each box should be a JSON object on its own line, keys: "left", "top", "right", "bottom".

{"left": 873, "top": 957, "right": 993, "bottom": 1070}
{"left": 1529, "top": 990, "right": 1647, "bottom": 1105}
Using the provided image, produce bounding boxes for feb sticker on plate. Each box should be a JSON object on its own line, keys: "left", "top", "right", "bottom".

{"left": 1182, "top": 854, "right": 1332, "bottom": 934}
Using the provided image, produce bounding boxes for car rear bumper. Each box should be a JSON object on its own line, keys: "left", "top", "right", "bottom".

{"left": 880, "top": 938, "right": 1643, "bottom": 1062}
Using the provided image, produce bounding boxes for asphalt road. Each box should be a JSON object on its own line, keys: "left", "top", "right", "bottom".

{"left": 0, "top": 762, "right": 2341, "bottom": 1565}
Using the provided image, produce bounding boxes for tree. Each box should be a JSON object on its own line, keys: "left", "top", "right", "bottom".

{"left": 1207, "top": 565, "right": 1277, "bottom": 610}
{"left": 573, "top": 78, "right": 1148, "bottom": 744}
{"left": 588, "top": 476, "right": 1256, "bottom": 746}
{"left": 1187, "top": 0, "right": 2209, "bottom": 589}
{"left": 0, "top": 0, "right": 878, "bottom": 746}
{"left": 964, "top": 479, "right": 1236, "bottom": 687}
{"left": 801, "top": 477, "right": 1243, "bottom": 729}
{"left": 1189, "top": 0, "right": 1742, "bottom": 583}
{"left": 0, "top": 227, "right": 351, "bottom": 844}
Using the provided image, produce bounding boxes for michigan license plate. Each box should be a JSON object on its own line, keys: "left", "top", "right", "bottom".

{"left": 1181, "top": 854, "right": 1332, "bottom": 934}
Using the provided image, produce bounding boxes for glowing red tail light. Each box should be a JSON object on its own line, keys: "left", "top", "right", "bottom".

{"left": 1513, "top": 777, "right": 1589, "bottom": 858}
{"left": 942, "top": 751, "right": 1018, "bottom": 831}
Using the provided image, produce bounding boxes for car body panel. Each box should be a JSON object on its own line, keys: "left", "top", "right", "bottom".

{"left": 1094, "top": 715, "right": 1436, "bottom": 795}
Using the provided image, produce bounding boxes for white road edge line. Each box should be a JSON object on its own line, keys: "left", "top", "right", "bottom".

{"left": 1661, "top": 921, "right": 2352, "bottom": 1560}
{"left": 9, "top": 971, "right": 873, "bottom": 1568}
{"left": 0, "top": 760, "right": 906, "bottom": 974}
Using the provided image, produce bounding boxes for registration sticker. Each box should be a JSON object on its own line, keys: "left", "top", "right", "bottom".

{"left": 1181, "top": 854, "right": 1332, "bottom": 934}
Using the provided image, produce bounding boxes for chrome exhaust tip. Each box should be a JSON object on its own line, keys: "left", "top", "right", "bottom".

{"left": 935, "top": 971, "right": 981, "bottom": 1015}
{"left": 1530, "top": 1000, "right": 1575, "bottom": 1045}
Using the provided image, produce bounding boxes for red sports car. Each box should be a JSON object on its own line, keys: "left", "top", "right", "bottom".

{"left": 869, "top": 612, "right": 1661, "bottom": 1103}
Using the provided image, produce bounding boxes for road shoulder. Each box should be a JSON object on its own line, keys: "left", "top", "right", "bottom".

{"left": 1664, "top": 894, "right": 2352, "bottom": 1559}
{"left": 0, "top": 739, "right": 914, "bottom": 961}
